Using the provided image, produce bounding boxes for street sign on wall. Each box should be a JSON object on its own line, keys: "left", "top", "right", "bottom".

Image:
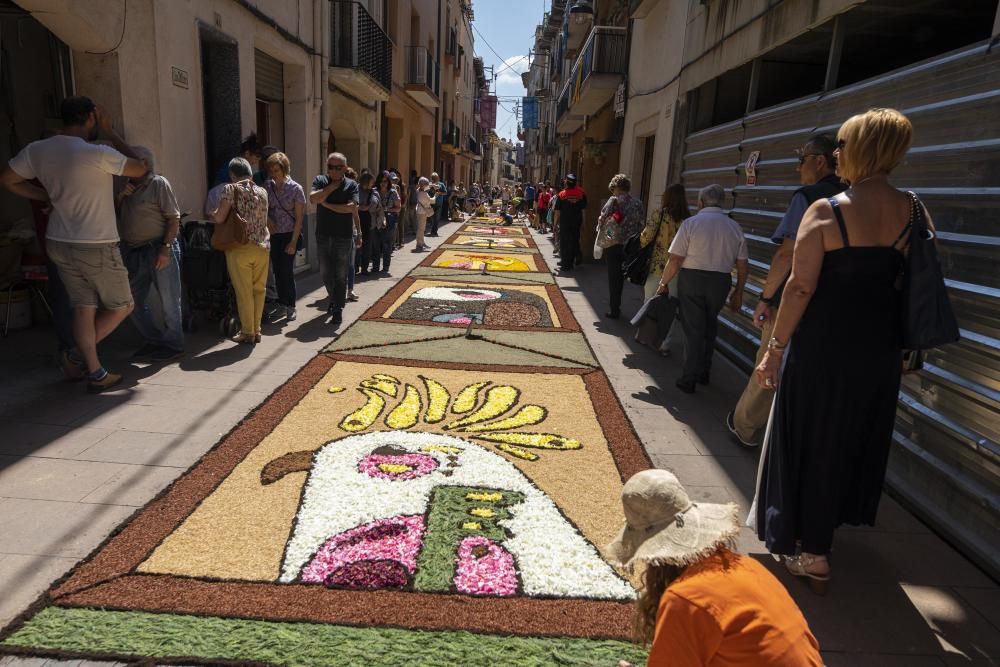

{"left": 614, "top": 82, "right": 626, "bottom": 118}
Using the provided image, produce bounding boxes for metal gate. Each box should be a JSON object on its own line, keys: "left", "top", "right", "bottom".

{"left": 681, "top": 41, "right": 1000, "bottom": 578}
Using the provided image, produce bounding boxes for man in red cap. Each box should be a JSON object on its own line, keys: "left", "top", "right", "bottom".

{"left": 552, "top": 174, "right": 587, "bottom": 273}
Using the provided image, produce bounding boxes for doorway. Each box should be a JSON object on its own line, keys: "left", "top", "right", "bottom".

{"left": 199, "top": 25, "right": 241, "bottom": 187}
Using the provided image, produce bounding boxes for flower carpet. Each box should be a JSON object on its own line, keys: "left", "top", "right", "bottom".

{"left": 0, "top": 220, "right": 652, "bottom": 666}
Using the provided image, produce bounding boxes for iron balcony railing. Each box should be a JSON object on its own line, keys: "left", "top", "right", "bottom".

{"left": 468, "top": 135, "right": 478, "bottom": 154}
{"left": 556, "top": 26, "right": 627, "bottom": 120}
{"left": 405, "top": 45, "right": 440, "bottom": 96}
{"left": 329, "top": 0, "right": 392, "bottom": 92}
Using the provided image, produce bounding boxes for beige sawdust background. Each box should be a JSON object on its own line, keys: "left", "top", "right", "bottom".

{"left": 380, "top": 280, "right": 561, "bottom": 328}
{"left": 139, "top": 362, "right": 625, "bottom": 582}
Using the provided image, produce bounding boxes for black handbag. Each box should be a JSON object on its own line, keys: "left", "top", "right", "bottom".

{"left": 622, "top": 210, "right": 663, "bottom": 286}
{"left": 901, "top": 192, "right": 960, "bottom": 350}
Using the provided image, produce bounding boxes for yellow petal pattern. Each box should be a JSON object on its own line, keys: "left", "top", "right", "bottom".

{"left": 465, "top": 491, "right": 503, "bottom": 502}
{"left": 421, "top": 445, "right": 464, "bottom": 454}
{"left": 494, "top": 443, "right": 539, "bottom": 461}
{"left": 339, "top": 389, "right": 386, "bottom": 432}
{"left": 445, "top": 386, "right": 519, "bottom": 430}
{"left": 361, "top": 375, "right": 400, "bottom": 398}
{"left": 472, "top": 432, "right": 582, "bottom": 451}
{"left": 451, "top": 381, "right": 491, "bottom": 414}
{"left": 421, "top": 376, "right": 450, "bottom": 423}
{"left": 385, "top": 384, "right": 422, "bottom": 429}
{"left": 458, "top": 405, "right": 547, "bottom": 433}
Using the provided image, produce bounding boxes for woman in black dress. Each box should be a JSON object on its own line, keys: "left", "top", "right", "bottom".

{"left": 751, "top": 109, "right": 923, "bottom": 593}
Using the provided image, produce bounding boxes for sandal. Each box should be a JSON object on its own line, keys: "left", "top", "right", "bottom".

{"left": 784, "top": 554, "right": 830, "bottom": 595}
{"left": 231, "top": 333, "right": 255, "bottom": 345}
{"left": 254, "top": 333, "right": 262, "bottom": 344}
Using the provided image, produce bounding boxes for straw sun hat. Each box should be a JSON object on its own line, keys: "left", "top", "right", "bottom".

{"left": 604, "top": 469, "right": 740, "bottom": 570}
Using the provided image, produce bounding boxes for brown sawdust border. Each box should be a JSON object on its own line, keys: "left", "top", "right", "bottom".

{"left": 0, "top": 222, "right": 652, "bottom": 646}
{"left": 361, "top": 277, "right": 580, "bottom": 333}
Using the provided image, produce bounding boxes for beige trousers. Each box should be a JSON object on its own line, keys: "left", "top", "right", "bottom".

{"left": 226, "top": 243, "right": 269, "bottom": 335}
{"left": 732, "top": 317, "right": 775, "bottom": 442}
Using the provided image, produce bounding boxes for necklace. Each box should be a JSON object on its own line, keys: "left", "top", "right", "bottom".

{"left": 851, "top": 174, "right": 888, "bottom": 188}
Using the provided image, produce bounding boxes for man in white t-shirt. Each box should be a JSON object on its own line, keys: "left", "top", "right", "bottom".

{"left": 655, "top": 183, "right": 749, "bottom": 394}
{"left": 1, "top": 96, "right": 148, "bottom": 393}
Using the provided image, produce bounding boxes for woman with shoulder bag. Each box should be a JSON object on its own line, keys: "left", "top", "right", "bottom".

{"left": 213, "top": 157, "right": 270, "bottom": 344}
{"left": 264, "top": 152, "right": 305, "bottom": 321}
{"left": 597, "top": 174, "right": 644, "bottom": 319}
{"left": 373, "top": 172, "right": 401, "bottom": 272}
{"left": 751, "top": 108, "right": 957, "bottom": 592}
{"left": 633, "top": 184, "right": 690, "bottom": 355}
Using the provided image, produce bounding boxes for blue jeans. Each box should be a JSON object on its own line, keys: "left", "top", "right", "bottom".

{"left": 317, "top": 235, "right": 353, "bottom": 311}
{"left": 121, "top": 240, "right": 184, "bottom": 351}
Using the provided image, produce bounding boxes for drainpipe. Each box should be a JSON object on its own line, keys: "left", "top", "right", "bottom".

{"left": 434, "top": 0, "right": 442, "bottom": 174}
{"left": 316, "top": 0, "right": 331, "bottom": 164}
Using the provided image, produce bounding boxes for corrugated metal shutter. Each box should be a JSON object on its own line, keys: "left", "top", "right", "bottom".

{"left": 254, "top": 49, "right": 284, "bottom": 102}
{"left": 681, "top": 41, "right": 1000, "bottom": 578}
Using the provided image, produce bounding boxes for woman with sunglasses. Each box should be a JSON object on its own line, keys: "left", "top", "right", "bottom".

{"left": 751, "top": 109, "right": 924, "bottom": 592}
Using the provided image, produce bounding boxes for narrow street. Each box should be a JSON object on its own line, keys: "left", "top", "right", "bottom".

{"left": 2, "top": 215, "right": 997, "bottom": 665}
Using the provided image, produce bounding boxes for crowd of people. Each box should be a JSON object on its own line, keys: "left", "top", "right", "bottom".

{"left": 4, "top": 97, "right": 943, "bottom": 665}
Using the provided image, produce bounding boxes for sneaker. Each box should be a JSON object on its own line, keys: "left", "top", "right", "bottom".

{"left": 87, "top": 371, "right": 123, "bottom": 394}
{"left": 131, "top": 343, "right": 160, "bottom": 360}
{"left": 285, "top": 306, "right": 297, "bottom": 322}
{"left": 726, "top": 411, "right": 759, "bottom": 449}
{"left": 330, "top": 309, "right": 343, "bottom": 328}
{"left": 59, "top": 349, "right": 86, "bottom": 381}
{"left": 347, "top": 292, "right": 360, "bottom": 302}
{"left": 149, "top": 347, "right": 185, "bottom": 363}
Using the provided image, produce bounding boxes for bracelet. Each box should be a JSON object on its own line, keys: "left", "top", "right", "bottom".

{"left": 767, "top": 336, "right": 787, "bottom": 351}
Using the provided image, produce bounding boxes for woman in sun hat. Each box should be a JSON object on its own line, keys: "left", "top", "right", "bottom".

{"left": 606, "top": 469, "right": 822, "bottom": 667}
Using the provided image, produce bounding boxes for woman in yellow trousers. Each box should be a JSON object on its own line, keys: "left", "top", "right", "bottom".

{"left": 212, "top": 157, "right": 271, "bottom": 344}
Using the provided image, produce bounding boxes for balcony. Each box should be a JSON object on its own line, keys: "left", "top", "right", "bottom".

{"left": 441, "top": 120, "right": 460, "bottom": 153}
{"left": 555, "top": 26, "right": 626, "bottom": 131}
{"left": 405, "top": 46, "right": 440, "bottom": 108}
{"left": 329, "top": 1, "right": 392, "bottom": 102}
{"left": 555, "top": 80, "right": 583, "bottom": 134}
{"left": 469, "top": 135, "right": 482, "bottom": 160}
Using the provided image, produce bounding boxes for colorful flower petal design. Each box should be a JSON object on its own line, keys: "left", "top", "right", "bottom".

{"left": 299, "top": 514, "right": 425, "bottom": 589}
{"left": 454, "top": 536, "right": 519, "bottom": 596}
{"left": 358, "top": 453, "right": 439, "bottom": 481}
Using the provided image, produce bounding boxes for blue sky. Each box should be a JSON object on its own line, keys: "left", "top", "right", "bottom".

{"left": 471, "top": 0, "right": 549, "bottom": 144}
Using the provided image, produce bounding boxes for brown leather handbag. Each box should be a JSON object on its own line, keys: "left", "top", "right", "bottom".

{"left": 211, "top": 183, "right": 250, "bottom": 251}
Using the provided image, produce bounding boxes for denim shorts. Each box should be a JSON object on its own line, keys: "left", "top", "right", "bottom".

{"left": 46, "top": 239, "right": 134, "bottom": 309}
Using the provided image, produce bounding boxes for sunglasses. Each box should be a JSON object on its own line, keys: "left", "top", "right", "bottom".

{"left": 836, "top": 139, "right": 846, "bottom": 150}
{"left": 327, "top": 163, "right": 346, "bottom": 171}
{"left": 797, "top": 153, "right": 822, "bottom": 165}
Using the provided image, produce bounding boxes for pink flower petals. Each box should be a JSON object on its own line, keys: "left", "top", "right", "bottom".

{"left": 453, "top": 536, "right": 519, "bottom": 596}
{"left": 358, "top": 453, "right": 439, "bottom": 481}
{"left": 301, "top": 515, "right": 425, "bottom": 587}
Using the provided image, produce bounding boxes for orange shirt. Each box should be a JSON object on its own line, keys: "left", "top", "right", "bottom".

{"left": 647, "top": 552, "right": 822, "bottom": 667}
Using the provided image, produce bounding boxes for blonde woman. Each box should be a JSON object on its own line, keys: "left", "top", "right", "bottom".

{"left": 752, "top": 109, "right": 921, "bottom": 590}
{"left": 264, "top": 151, "right": 305, "bottom": 321}
{"left": 213, "top": 157, "right": 270, "bottom": 344}
{"left": 608, "top": 469, "right": 822, "bottom": 666}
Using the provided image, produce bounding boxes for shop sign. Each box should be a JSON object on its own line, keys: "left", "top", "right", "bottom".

{"left": 745, "top": 150, "right": 760, "bottom": 186}
{"left": 614, "top": 82, "right": 626, "bottom": 118}
{"left": 171, "top": 67, "right": 189, "bottom": 89}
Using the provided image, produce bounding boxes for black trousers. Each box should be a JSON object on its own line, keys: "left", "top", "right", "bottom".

{"left": 559, "top": 219, "right": 581, "bottom": 270}
{"left": 268, "top": 232, "right": 297, "bottom": 307}
{"left": 604, "top": 244, "right": 625, "bottom": 315}
{"left": 678, "top": 268, "right": 732, "bottom": 382}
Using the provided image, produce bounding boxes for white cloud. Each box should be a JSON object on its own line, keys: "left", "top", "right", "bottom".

{"left": 496, "top": 55, "right": 530, "bottom": 86}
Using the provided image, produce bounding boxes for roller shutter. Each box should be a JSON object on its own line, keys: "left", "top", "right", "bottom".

{"left": 254, "top": 49, "right": 284, "bottom": 102}
{"left": 680, "top": 41, "right": 1000, "bottom": 578}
